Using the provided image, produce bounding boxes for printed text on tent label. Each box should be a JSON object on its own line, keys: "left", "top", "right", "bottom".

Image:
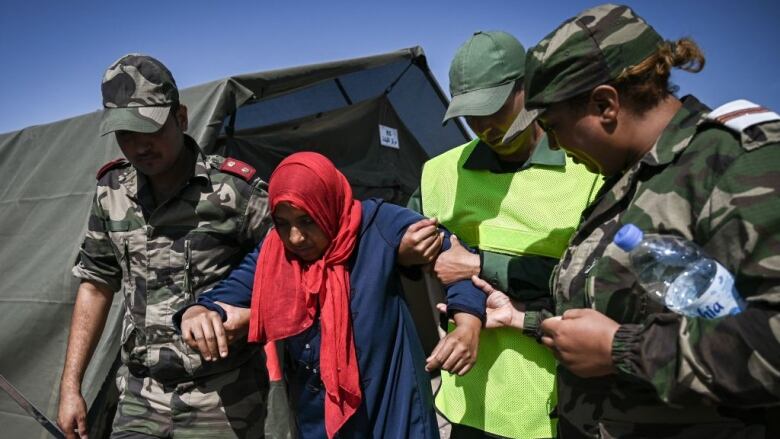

{"left": 379, "top": 125, "right": 399, "bottom": 149}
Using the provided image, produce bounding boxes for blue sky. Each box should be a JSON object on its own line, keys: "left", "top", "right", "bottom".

{"left": 1, "top": 0, "right": 779, "bottom": 134}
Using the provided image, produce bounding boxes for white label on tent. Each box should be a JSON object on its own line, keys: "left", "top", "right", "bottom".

{"left": 379, "top": 125, "right": 399, "bottom": 149}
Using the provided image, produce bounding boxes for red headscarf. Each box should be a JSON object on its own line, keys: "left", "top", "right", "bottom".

{"left": 248, "top": 152, "right": 363, "bottom": 438}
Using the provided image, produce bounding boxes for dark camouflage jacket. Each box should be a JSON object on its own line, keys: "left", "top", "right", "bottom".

{"left": 551, "top": 96, "right": 780, "bottom": 438}
{"left": 73, "top": 136, "right": 271, "bottom": 384}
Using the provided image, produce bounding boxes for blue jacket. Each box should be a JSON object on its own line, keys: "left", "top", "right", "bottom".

{"left": 189, "top": 199, "right": 486, "bottom": 438}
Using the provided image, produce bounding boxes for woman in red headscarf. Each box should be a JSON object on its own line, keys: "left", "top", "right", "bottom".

{"left": 178, "top": 152, "right": 486, "bottom": 438}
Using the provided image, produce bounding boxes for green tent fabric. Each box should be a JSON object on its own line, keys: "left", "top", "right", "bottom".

{"left": 0, "top": 47, "right": 468, "bottom": 438}
{"left": 221, "top": 95, "right": 429, "bottom": 203}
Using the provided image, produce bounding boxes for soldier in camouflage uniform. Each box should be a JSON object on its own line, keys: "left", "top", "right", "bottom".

{"left": 57, "top": 54, "right": 272, "bottom": 438}
{"left": 482, "top": 4, "right": 780, "bottom": 438}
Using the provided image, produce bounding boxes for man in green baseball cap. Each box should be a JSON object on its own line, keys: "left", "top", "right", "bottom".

{"left": 443, "top": 30, "right": 542, "bottom": 158}
{"left": 444, "top": 31, "right": 538, "bottom": 124}
{"left": 406, "top": 31, "right": 601, "bottom": 438}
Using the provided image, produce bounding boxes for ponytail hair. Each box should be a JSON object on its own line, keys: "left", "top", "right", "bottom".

{"left": 613, "top": 38, "right": 705, "bottom": 114}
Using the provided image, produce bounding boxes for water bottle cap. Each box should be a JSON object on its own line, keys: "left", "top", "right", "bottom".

{"left": 614, "top": 223, "right": 644, "bottom": 252}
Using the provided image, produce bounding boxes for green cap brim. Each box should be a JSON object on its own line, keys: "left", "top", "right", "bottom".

{"left": 443, "top": 81, "right": 515, "bottom": 123}
{"left": 99, "top": 106, "right": 171, "bottom": 136}
{"left": 502, "top": 107, "right": 543, "bottom": 144}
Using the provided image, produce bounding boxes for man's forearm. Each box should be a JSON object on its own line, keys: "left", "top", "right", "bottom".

{"left": 60, "top": 281, "right": 113, "bottom": 393}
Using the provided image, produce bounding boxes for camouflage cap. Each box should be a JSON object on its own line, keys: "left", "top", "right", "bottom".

{"left": 443, "top": 31, "right": 526, "bottom": 123}
{"left": 99, "top": 53, "right": 179, "bottom": 136}
{"left": 502, "top": 4, "right": 664, "bottom": 143}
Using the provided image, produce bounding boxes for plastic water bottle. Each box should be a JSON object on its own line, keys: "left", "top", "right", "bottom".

{"left": 613, "top": 224, "right": 746, "bottom": 319}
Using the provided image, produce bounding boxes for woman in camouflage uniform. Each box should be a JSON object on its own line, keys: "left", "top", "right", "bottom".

{"left": 485, "top": 3, "right": 780, "bottom": 438}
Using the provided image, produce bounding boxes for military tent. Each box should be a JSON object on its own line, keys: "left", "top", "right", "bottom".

{"left": 0, "top": 46, "right": 468, "bottom": 438}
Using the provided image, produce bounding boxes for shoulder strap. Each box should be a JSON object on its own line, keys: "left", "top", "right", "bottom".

{"left": 218, "top": 157, "right": 257, "bottom": 182}
{"left": 96, "top": 158, "right": 129, "bottom": 180}
{"left": 706, "top": 99, "right": 780, "bottom": 132}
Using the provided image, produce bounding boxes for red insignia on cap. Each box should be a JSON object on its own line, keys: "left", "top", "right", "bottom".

{"left": 219, "top": 158, "right": 256, "bottom": 181}
{"left": 96, "top": 158, "right": 129, "bottom": 180}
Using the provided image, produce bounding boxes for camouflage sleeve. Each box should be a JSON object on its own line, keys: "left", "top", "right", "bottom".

{"left": 71, "top": 190, "right": 122, "bottom": 292}
{"left": 612, "top": 144, "right": 780, "bottom": 406}
{"left": 523, "top": 309, "right": 555, "bottom": 339}
{"left": 480, "top": 251, "right": 557, "bottom": 302}
{"left": 406, "top": 186, "right": 423, "bottom": 213}
{"left": 240, "top": 180, "right": 272, "bottom": 250}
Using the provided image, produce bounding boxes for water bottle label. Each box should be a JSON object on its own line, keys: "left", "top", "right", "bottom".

{"left": 679, "top": 262, "right": 743, "bottom": 318}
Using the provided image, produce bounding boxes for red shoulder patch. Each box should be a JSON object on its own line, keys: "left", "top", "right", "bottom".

{"left": 219, "top": 158, "right": 256, "bottom": 182}
{"left": 96, "top": 158, "right": 129, "bottom": 180}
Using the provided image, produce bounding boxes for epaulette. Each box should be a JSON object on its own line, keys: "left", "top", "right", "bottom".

{"left": 96, "top": 158, "right": 129, "bottom": 180}
{"left": 218, "top": 157, "right": 256, "bottom": 182}
{"left": 707, "top": 99, "right": 780, "bottom": 131}
{"left": 706, "top": 100, "right": 780, "bottom": 150}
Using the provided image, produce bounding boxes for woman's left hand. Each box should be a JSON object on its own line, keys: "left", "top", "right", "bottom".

{"left": 425, "top": 312, "right": 481, "bottom": 376}
{"left": 540, "top": 308, "right": 619, "bottom": 377}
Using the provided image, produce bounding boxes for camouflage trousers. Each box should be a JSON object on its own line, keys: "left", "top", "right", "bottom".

{"left": 111, "top": 360, "right": 268, "bottom": 438}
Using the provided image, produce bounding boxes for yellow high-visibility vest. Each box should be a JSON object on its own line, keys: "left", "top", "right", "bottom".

{"left": 423, "top": 138, "right": 600, "bottom": 438}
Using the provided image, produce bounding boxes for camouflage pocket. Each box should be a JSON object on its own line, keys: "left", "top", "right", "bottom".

{"left": 590, "top": 236, "right": 665, "bottom": 323}
{"left": 169, "top": 236, "right": 197, "bottom": 306}
{"left": 175, "top": 334, "right": 203, "bottom": 375}
{"left": 108, "top": 230, "right": 146, "bottom": 345}
{"left": 114, "top": 365, "right": 129, "bottom": 395}
{"left": 566, "top": 238, "right": 600, "bottom": 308}
{"left": 183, "top": 239, "right": 193, "bottom": 301}
{"left": 120, "top": 312, "right": 135, "bottom": 346}
{"left": 106, "top": 232, "right": 131, "bottom": 286}
{"left": 106, "top": 228, "right": 143, "bottom": 300}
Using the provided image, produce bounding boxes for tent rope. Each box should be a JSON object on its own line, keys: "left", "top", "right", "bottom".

{"left": 383, "top": 60, "right": 414, "bottom": 96}
{"left": 334, "top": 78, "right": 353, "bottom": 105}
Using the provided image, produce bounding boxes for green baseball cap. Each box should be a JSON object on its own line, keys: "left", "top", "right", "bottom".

{"left": 443, "top": 31, "right": 526, "bottom": 123}
{"left": 502, "top": 4, "right": 664, "bottom": 143}
{"left": 99, "top": 53, "right": 180, "bottom": 136}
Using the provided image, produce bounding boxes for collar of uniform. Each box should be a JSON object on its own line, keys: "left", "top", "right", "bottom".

{"left": 640, "top": 95, "right": 710, "bottom": 168}
{"left": 186, "top": 135, "right": 212, "bottom": 185}
{"left": 120, "top": 135, "right": 209, "bottom": 200}
{"left": 463, "top": 132, "right": 565, "bottom": 173}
